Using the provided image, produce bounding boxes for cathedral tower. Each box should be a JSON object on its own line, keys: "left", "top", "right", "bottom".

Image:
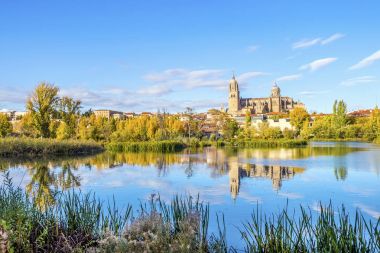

{"left": 228, "top": 75, "right": 240, "bottom": 114}
{"left": 271, "top": 82, "right": 281, "bottom": 113}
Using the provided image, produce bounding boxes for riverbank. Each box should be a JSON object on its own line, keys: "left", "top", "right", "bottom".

{"left": 0, "top": 138, "right": 310, "bottom": 156}
{"left": 0, "top": 176, "right": 379, "bottom": 252}
{"left": 0, "top": 138, "right": 104, "bottom": 157}
{"left": 235, "top": 139, "right": 308, "bottom": 148}
{"left": 106, "top": 139, "right": 308, "bottom": 152}
{"left": 106, "top": 140, "right": 186, "bottom": 152}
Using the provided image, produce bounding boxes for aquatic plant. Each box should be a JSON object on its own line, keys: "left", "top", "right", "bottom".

{"left": 239, "top": 203, "right": 380, "bottom": 252}
{"left": 106, "top": 140, "right": 186, "bottom": 152}
{"left": 236, "top": 139, "right": 308, "bottom": 148}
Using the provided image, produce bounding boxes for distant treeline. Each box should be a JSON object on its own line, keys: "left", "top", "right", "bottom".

{"left": 0, "top": 83, "right": 379, "bottom": 145}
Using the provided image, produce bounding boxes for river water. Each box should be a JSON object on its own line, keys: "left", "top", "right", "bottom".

{"left": 1, "top": 141, "right": 380, "bottom": 246}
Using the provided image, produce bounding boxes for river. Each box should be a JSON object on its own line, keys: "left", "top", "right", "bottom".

{"left": 1, "top": 141, "right": 380, "bottom": 247}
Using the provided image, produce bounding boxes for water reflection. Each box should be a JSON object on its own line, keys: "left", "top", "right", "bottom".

{"left": 227, "top": 157, "right": 304, "bottom": 199}
{"left": 23, "top": 163, "right": 80, "bottom": 209}
{"left": 0, "top": 142, "right": 375, "bottom": 209}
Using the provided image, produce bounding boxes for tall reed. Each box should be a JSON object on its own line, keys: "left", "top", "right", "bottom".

{"left": 0, "top": 137, "right": 103, "bottom": 157}
{"left": 106, "top": 140, "right": 186, "bottom": 152}
{"left": 236, "top": 139, "right": 308, "bottom": 148}
{"left": 0, "top": 173, "right": 379, "bottom": 252}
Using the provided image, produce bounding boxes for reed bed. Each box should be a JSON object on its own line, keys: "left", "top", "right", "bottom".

{"left": 240, "top": 204, "right": 380, "bottom": 252}
{"left": 106, "top": 140, "right": 186, "bottom": 152}
{"left": 0, "top": 137, "right": 104, "bottom": 157}
{"left": 236, "top": 139, "right": 308, "bottom": 148}
{"left": 0, "top": 174, "right": 379, "bottom": 252}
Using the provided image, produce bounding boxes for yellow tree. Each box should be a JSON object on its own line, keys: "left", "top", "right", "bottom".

{"left": 58, "top": 96, "right": 81, "bottom": 139}
{"left": 0, "top": 114, "right": 12, "bottom": 137}
{"left": 26, "top": 82, "right": 59, "bottom": 138}
{"left": 289, "top": 107, "right": 310, "bottom": 136}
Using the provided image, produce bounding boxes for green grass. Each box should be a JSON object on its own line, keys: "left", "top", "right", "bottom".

{"left": 236, "top": 139, "right": 308, "bottom": 148}
{"left": 0, "top": 174, "right": 379, "bottom": 252}
{"left": 0, "top": 137, "right": 104, "bottom": 157}
{"left": 106, "top": 140, "right": 186, "bottom": 152}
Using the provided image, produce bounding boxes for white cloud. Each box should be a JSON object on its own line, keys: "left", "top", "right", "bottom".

{"left": 277, "top": 191, "right": 303, "bottom": 199}
{"left": 143, "top": 68, "right": 227, "bottom": 89}
{"left": 299, "top": 90, "right": 330, "bottom": 97}
{"left": 354, "top": 203, "right": 380, "bottom": 219}
{"left": 238, "top": 71, "right": 268, "bottom": 83}
{"left": 137, "top": 85, "right": 173, "bottom": 96}
{"left": 276, "top": 74, "right": 302, "bottom": 82}
{"left": 299, "top": 57, "right": 337, "bottom": 72}
{"left": 349, "top": 50, "right": 380, "bottom": 70}
{"left": 143, "top": 68, "right": 267, "bottom": 90}
{"left": 247, "top": 45, "right": 259, "bottom": 52}
{"left": 340, "top": 76, "right": 376, "bottom": 87}
{"left": 292, "top": 38, "right": 321, "bottom": 49}
{"left": 0, "top": 87, "right": 29, "bottom": 104}
{"left": 293, "top": 33, "right": 345, "bottom": 49}
{"left": 60, "top": 84, "right": 225, "bottom": 113}
{"left": 321, "top": 33, "right": 345, "bottom": 45}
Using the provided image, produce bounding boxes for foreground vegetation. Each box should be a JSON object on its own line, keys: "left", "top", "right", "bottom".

{"left": 0, "top": 138, "right": 103, "bottom": 157}
{"left": 1, "top": 175, "right": 379, "bottom": 252}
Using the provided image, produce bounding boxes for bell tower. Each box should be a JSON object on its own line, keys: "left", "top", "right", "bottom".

{"left": 271, "top": 82, "right": 281, "bottom": 112}
{"left": 228, "top": 75, "right": 240, "bottom": 114}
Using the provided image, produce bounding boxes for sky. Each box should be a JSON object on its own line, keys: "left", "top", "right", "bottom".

{"left": 0, "top": 0, "right": 379, "bottom": 113}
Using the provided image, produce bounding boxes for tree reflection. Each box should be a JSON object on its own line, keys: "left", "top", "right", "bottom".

{"left": 25, "top": 162, "right": 81, "bottom": 209}
{"left": 334, "top": 167, "right": 348, "bottom": 181}
{"left": 0, "top": 142, "right": 375, "bottom": 204}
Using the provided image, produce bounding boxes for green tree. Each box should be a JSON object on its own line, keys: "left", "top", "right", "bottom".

{"left": 56, "top": 122, "right": 70, "bottom": 140}
{"left": 219, "top": 113, "right": 238, "bottom": 140}
{"left": 289, "top": 107, "right": 309, "bottom": 136}
{"left": 333, "top": 100, "right": 347, "bottom": 128}
{"left": 26, "top": 82, "right": 59, "bottom": 138}
{"left": 17, "top": 112, "right": 37, "bottom": 137}
{"left": 258, "top": 122, "right": 283, "bottom": 139}
{"left": 0, "top": 114, "right": 12, "bottom": 137}
{"left": 245, "top": 110, "right": 251, "bottom": 129}
{"left": 184, "top": 107, "right": 196, "bottom": 139}
{"left": 58, "top": 96, "right": 82, "bottom": 139}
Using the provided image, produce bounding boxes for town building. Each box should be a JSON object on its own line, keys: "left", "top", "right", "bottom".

{"left": 0, "top": 109, "right": 27, "bottom": 121}
{"left": 94, "top": 109, "right": 125, "bottom": 119}
{"left": 228, "top": 75, "right": 304, "bottom": 116}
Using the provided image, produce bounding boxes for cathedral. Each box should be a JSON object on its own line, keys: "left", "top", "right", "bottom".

{"left": 227, "top": 75, "right": 304, "bottom": 115}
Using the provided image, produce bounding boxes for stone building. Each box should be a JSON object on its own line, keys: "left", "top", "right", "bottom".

{"left": 228, "top": 75, "right": 304, "bottom": 116}
{"left": 94, "top": 109, "right": 125, "bottom": 119}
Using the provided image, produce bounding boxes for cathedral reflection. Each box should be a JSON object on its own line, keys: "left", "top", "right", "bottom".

{"left": 227, "top": 157, "right": 304, "bottom": 199}
{"left": 185, "top": 147, "right": 305, "bottom": 199}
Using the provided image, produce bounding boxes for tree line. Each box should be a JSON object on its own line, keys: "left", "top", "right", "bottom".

{"left": 0, "top": 82, "right": 379, "bottom": 144}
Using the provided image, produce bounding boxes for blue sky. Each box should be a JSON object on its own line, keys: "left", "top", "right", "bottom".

{"left": 0, "top": 1, "right": 379, "bottom": 113}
